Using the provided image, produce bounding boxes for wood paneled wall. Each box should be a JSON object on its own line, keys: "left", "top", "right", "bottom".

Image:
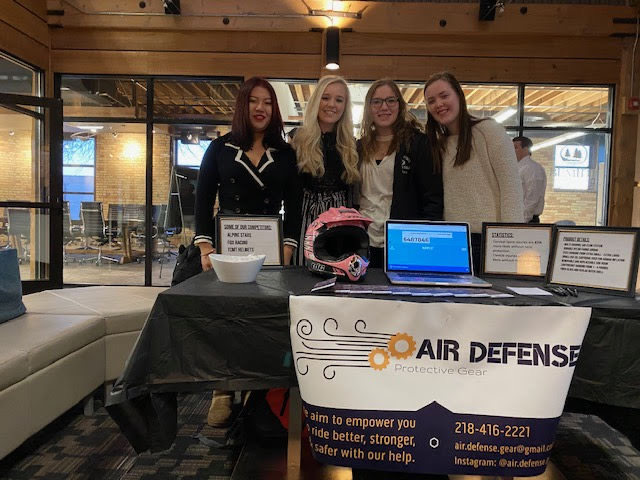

{"left": 49, "top": 29, "right": 623, "bottom": 84}
{"left": 0, "top": 0, "right": 49, "bottom": 71}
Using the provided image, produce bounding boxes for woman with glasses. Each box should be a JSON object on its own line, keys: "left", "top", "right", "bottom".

{"left": 291, "top": 75, "right": 360, "bottom": 265}
{"left": 356, "top": 78, "right": 443, "bottom": 268}
{"left": 424, "top": 71, "right": 523, "bottom": 274}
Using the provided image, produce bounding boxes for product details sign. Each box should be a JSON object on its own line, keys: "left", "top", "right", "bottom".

{"left": 289, "top": 296, "right": 591, "bottom": 477}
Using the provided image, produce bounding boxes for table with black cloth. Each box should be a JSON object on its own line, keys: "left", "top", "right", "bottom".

{"left": 106, "top": 267, "right": 640, "bottom": 458}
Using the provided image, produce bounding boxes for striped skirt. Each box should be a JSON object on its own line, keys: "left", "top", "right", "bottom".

{"left": 295, "top": 188, "right": 348, "bottom": 265}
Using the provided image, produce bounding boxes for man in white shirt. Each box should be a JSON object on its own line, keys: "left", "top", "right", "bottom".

{"left": 513, "top": 136, "right": 547, "bottom": 223}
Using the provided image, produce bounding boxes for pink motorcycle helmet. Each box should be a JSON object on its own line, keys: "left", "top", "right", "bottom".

{"left": 304, "top": 207, "right": 373, "bottom": 282}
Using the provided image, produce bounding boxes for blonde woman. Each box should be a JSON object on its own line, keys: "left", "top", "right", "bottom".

{"left": 292, "top": 75, "right": 360, "bottom": 265}
{"left": 357, "top": 78, "right": 443, "bottom": 268}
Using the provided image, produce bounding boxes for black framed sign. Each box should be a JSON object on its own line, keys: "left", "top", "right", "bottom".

{"left": 216, "top": 215, "right": 284, "bottom": 266}
{"left": 546, "top": 226, "right": 640, "bottom": 297}
{"left": 481, "top": 223, "right": 554, "bottom": 278}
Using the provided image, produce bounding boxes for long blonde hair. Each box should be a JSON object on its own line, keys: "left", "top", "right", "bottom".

{"left": 359, "top": 78, "right": 423, "bottom": 163}
{"left": 293, "top": 75, "right": 359, "bottom": 184}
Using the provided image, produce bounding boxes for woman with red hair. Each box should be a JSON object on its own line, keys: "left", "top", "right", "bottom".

{"left": 195, "top": 76, "right": 302, "bottom": 269}
{"left": 194, "top": 77, "right": 302, "bottom": 426}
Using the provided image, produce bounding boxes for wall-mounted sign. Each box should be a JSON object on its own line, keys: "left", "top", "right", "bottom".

{"left": 553, "top": 144, "right": 591, "bottom": 191}
{"left": 553, "top": 167, "right": 590, "bottom": 191}
{"left": 554, "top": 144, "right": 590, "bottom": 168}
{"left": 481, "top": 223, "right": 553, "bottom": 278}
{"left": 216, "top": 215, "right": 283, "bottom": 266}
{"left": 546, "top": 226, "right": 640, "bottom": 296}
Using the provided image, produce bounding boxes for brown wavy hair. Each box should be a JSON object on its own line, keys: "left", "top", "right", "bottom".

{"left": 359, "top": 78, "right": 423, "bottom": 163}
{"left": 424, "top": 71, "right": 484, "bottom": 169}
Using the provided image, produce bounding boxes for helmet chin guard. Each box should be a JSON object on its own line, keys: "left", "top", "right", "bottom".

{"left": 304, "top": 207, "right": 373, "bottom": 282}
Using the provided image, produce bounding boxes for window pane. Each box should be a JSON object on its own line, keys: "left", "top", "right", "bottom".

{"left": 176, "top": 140, "right": 212, "bottom": 167}
{"left": 523, "top": 130, "right": 609, "bottom": 226}
{"left": 0, "top": 106, "right": 44, "bottom": 202}
{"left": 151, "top": 124, "right": 230, "bottom": 286}
{"left": 271, "top": 79, "right": 319, "bottom": 126}
{"left": 524, "top": 86, "right": 611, "bottom": 128}
{"left": 463, "top": 84, "right": 518, "bottom": 126}
{"left": 63, "top": 167, "right": 94, "bottom": 193}
{"left": 61, "top": 77, "right": 147, "bottom": 119}
{"left": 62, "top": 123, "right": 147, "bottom": 286}
{"left": 2, "top": 207, "right": 49, "bottom": 281}
{"left": 0, "top": 52, "right": 40, "bottom": 96}
{"left": 64, "top": 193, "right": 94, "bottom": 220}
{"left": 153, "top": 79, "right": 241, "bottom": 120}
{"left": 273, "top": 80, "right": 520, "bottom": 136}
{"left": 64, "top": 137, "right": 96, "bottom": 165}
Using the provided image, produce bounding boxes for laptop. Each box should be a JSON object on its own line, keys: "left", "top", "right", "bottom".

{"left": 384, "top": 220, "right": 491, "bottom": 288}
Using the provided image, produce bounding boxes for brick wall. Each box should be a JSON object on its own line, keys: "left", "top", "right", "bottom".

{"left": 0, "top": 130, "right": 33, "bottom": 201}
{"left": 94, "top": 132, "right": 171, "bottom": 218}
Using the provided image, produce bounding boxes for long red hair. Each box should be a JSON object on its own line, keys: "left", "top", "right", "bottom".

{"left": 230, "top": 77, "right": 288, "bottom": 151}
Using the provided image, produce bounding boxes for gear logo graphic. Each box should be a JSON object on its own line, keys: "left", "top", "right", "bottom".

{"left": 388, "top": 333, "right": 416, "bottom": 359}
{"left": 368, "top": 348, "right": 390, "bottom": 370}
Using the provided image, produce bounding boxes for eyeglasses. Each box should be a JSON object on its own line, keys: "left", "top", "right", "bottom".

{"left": 370, "top": 96, "right": 399, "bottom": 109}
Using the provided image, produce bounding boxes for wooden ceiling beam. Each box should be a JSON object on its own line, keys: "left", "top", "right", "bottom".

{"left": 189, "top": 82, "right": 225, "bottom": 115}
{"left": 205, "top": 84, "right": 233, "bottom": 115}
{"left": 46, "top": 1, "right": 636, "bottom": 37}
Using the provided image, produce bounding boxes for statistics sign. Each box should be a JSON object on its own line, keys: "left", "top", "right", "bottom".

{"left": 482, "top": 224, "right": 553, "bottom": 278}
{"left": 290, "top": 296, "right": 590, "bottom": 477}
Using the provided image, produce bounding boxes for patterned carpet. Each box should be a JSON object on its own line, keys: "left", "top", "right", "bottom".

{"left": 0, "top": 393, "right": 238, "bottom": 480}
{"left": 0, "top": 392, "right": 638, "bottom": 480}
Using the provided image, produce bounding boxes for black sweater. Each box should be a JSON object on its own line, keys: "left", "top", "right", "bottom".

{"left": 194, "top": 133, "right": 303, "bottom": 248}
{"left": 355, "top": 130, "right": 443, "bottom": 220}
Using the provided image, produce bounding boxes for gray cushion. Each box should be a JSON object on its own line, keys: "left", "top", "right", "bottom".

{"left": 0, "top": 348, "right": 29, "bottom": 391}
{"left": 0, "top": 313, "right": 104, "bottom": 373}
{"left": 23, "top": 287, "right": 166, "bottom": 335}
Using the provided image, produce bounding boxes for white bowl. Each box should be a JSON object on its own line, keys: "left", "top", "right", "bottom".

{"left": 209, "top": 254, "right": 266, "bottom": 283}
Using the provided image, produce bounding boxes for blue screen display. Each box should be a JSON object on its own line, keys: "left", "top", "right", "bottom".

{"left": 386, "top": 222, "right": 470, "bottom": 273}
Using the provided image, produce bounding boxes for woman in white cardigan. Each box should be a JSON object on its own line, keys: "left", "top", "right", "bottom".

{"left": 423, "top": 71, "right": 523, "bottom": 274}
{"left": 423, "top": 70, "right": 552, "bottom": 480}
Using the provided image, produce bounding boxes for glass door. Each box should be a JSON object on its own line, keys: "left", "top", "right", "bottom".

{"left": 0, "top": 93, "right": 63, "bottom": 293}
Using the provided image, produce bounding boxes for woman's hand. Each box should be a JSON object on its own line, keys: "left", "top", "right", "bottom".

{"left": 199, "top": 244, "right": 216, "bottom": 271}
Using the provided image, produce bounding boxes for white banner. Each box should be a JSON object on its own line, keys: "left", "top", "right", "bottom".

{"left": 290, "top": 296, "right": 590, "bottom": 476}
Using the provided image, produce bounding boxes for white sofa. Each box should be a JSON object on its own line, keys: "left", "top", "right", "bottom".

{"left": 0, "top": 286, "right": 165, "bottom": 460}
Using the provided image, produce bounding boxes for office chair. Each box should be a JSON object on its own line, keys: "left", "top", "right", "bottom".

{"left": 80, "top": 201, "right": 118, "bottom": 265}
{"left": 105, "top": 203, "right": 124, "bottom": 247}
{"left": 7, "top": 207, "right": 30, "bottom": 264}
{"left": 62, "top": 201, "right": 76, "bottom": 264}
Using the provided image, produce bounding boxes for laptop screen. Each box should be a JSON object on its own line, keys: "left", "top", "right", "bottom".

{"left": 385, "top": 221, "right": 472, "bottom": 274}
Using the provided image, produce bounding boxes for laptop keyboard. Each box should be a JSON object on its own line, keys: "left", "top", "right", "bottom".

{"left": 393, "top": 273, "right": 473, "bottom": 283}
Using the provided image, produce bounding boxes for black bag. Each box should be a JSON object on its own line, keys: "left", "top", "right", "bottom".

{"left": 171, "top": 242, "right": 203, "bottom": 286}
